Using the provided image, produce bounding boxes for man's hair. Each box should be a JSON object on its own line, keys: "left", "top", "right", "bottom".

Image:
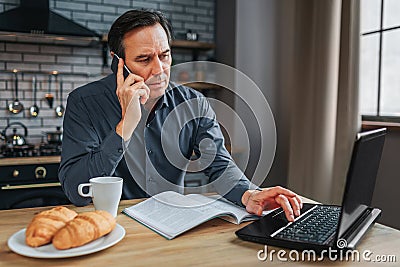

{"left": 108, "top": 10, "right": 172, "bottom": 59}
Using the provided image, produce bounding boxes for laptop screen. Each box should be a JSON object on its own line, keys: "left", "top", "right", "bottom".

{"left": 337, "top": 128, "right": 386, "bottom": 238}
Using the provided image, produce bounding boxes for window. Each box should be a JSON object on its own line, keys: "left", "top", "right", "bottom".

{"left": 360, "top": 0, "right": 400, "bottom": 121}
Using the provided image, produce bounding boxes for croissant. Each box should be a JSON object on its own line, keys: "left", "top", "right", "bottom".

{"left": 52, "top": 210, "right": 116, "bottom": 250}
{"left": 25, "top": 206, "right": 78, "bottom": 247}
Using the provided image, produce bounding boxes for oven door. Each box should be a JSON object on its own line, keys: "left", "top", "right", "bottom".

{"left": 0, "top": 182, "right": 70, "bottom": 210}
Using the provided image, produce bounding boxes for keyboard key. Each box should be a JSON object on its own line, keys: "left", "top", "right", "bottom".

{"left": 274, "top": 206, "right": 340, "bottom": 244}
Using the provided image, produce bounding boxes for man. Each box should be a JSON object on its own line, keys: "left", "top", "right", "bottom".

{"left": 59, "top": 10, "right": 302, "bottom": 222}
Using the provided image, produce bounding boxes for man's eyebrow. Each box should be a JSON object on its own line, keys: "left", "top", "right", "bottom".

{"left": 135, "top": 54, "right": 151, "bottom": 60}
{"left": 134, "top": 49, "right": 170, "bottom": 60}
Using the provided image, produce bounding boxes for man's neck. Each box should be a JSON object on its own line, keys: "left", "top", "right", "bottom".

{"left": 144, "top": 96, "right": 161, "bottom": 111}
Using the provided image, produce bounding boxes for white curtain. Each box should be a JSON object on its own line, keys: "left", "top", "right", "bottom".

{"left": 277, "top": 0, "right": 361, "bottom": 203}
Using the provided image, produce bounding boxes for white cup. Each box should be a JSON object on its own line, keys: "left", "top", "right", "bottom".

{"left": 78, "top": 177, "right": 123, "bottom": 217}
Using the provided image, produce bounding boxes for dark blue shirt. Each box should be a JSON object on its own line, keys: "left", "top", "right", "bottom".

{"left": 59, "top": 74, "right": 255, "bottom": 207}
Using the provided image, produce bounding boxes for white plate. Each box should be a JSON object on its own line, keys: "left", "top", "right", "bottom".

{"left": 7, "top": 224, "right": 125, "bottom": 258}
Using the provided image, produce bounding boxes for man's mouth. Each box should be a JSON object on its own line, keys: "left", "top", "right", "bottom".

{"left": 147, "top": 80, "right": 166, "bottom": 87}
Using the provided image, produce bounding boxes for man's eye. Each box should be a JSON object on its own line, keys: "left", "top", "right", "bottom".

{"left": 160, "top": 54, "right": 169, "bottom": 60}
{"left": 138, "top": 58, "right": 150, "bottom": 63}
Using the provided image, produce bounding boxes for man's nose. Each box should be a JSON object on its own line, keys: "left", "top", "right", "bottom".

{"left": 151, "top": 57, "right": 164, "bottom": 76}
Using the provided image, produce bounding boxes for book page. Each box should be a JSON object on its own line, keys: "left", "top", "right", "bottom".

{"left": 187, "top": 194, "right": 276, "bottom": 223}
{"left": 123, "top": 191, "right": 229, "bottom": 239}
{"left": 187, "top": 194, "right": 258, "bottom": 223}
{"left": 123, "top": 191, "right": 276, "bottom": 239}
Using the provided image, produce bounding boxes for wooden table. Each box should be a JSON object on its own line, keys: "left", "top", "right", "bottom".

{"left": 0, "top": 198, "right": 399, "bottom": 266}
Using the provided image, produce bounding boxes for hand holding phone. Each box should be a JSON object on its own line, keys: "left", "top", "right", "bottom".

{"left": 111, "top": 53, "right": 149, "bottom": 104}
{"left": 111, "top": 54, "right": 131, "bottom": 79}
{"left": 112, "top": 53, "right": 150, "bottom": 141}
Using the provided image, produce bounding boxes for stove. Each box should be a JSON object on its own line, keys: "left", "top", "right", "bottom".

{"left": 0, "top": 142, "right": 61, "bottom": 158}
{"left": 38, "top": 143, "right": 62, "bottom": 156}
{"left": 0, "top": 144, "right": 37, "bottom": 157}
{"left": 0, "top": 142, "right": 69, "bottom": 210}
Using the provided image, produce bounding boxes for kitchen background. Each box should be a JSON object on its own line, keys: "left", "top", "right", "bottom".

{"left": 0, "top": 0, "right": 215, "bottom": 144}
{"left": 1, "top": 0, "right": 398, "bottom": 230}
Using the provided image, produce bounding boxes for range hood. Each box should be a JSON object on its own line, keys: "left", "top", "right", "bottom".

{"left": 0, "top": 0, "right": 101, "bottom": 46}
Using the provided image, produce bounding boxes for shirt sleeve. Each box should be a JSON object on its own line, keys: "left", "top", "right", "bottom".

{"left": 193, "top": 97, "right": 259, "bottom": 207}
{"left": 58, "top": 93, "right": 124, "bottom": 206}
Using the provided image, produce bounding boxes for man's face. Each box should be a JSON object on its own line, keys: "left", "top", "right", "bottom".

{"left": 123, "top": 23, "right": 172, "bottom": 100}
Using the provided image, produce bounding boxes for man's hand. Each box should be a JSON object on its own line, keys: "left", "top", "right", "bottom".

{"left": 242, "top": 186, "right": 303, "bottom": 222}
{"left": 115, "top": 57, "right": 150, "bottom": 141}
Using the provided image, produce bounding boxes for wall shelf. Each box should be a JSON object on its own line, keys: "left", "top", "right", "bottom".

{"left": 171, "top": 40, "right": 215, "bottom": 50}
{"left": 171, "top": 40, "right": 215, "bottom": 61}
{"left": 101, "top": 34, "right": 215, "bottom": 51}
{"left": 0, "top": 69, "right": 100, "bottom": 77}
{"left": 183, "top": 82, "right": 223, "bottom": 91}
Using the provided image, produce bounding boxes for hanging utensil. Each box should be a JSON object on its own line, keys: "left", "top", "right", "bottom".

{"left": 45, "top": 74, "right": 54, "bottom": 108}
{"left": 55, "top": 79, "right": 65, "bottom": 117}
{"left": 8, "top": 71, "right": 24, "bottom": 114}
{"left": 29, "top": 76, "right": 39, "bottom": 117}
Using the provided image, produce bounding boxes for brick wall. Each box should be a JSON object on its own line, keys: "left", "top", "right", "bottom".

{"left": 0, "top": 0, "right": 215, "bottom": 144}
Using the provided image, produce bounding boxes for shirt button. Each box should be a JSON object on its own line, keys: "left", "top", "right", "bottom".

{"left": 146, "top": 123, "right": 150, "bottom": 127}
{"left": 118, "top": 148, "right": 123, "bottom": 153}
{"left": 148, "top": 149, "right": 152, "bottom": 154}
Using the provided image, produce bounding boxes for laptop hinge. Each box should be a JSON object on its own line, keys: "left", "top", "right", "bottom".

{"left": 339, "top": 208, "right": 381, "bottom": 249}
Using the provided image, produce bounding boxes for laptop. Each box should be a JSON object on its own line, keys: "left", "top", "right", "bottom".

{"left": 236, "top": 128, "right": 386, "bottom": 252}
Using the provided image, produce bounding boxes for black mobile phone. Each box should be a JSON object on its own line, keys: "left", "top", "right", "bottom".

{"left": 111, "top": 54, "right": 131, "bottom": 79}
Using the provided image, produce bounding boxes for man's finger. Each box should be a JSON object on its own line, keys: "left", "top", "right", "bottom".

{"left": 136, "top": 88, "right": 149, "bottom": 104}
{"left": 275, "top": 194, "right": 294, "bottom": 222}
{"left": 116, "top": 58, "right": 125, "bottom": 88}
{"left": 295, "top": 194, "right": 303, "bottom": 209}
{"left": 129, "top": 82, "right": 149, "bottom": 102}
{"left": 125, "top": 72, "right": 144, "bottom": 85}
{"left": 246, "top": 202, "right": 263, "bottom": 216}
{"left": 126, "top": 88, "right": 149, "bottom": 110}
{"left": 288, "top": 197, "right": 301, "bottom": 217}
{"left": 116, "top": 57, "right": 144, "bottom": 88}
{"left": 141, "top": 83, "right": 151, "bottom": 100}
{"left": 259, "top": 186, "right": 297, "bottom": 200}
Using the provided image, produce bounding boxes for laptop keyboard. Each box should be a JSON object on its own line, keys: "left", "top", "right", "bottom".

{"left": 273, "top": 205, "right": 340, "bottom": 245}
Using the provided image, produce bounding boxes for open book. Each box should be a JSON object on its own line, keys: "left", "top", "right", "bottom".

{"left": 122, "top": 191, "right": 273, "bottom": 239}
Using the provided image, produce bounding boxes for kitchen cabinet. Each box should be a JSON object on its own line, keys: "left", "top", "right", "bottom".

{"left": 0, "top": 155, "right": 70, "bottom": 210}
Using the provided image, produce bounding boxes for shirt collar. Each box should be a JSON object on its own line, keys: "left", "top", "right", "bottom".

{"left": 156, "top": 82, "right": 174, "bottom": 109}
